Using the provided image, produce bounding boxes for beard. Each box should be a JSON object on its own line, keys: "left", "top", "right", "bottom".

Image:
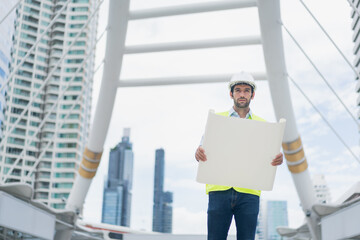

{"left": 234, "top": 98, "right": 251, "bottom": 109}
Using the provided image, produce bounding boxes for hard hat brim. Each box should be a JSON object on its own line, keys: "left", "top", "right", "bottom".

{"left": 229, "top": 81, "right": 256, "bottom": 91}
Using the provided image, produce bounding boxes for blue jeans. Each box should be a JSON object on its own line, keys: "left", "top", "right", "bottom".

{"left": 207, "top": 188, "right": 259, "bottom": 240}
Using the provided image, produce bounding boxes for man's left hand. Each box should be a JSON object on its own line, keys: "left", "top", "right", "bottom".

{"left": 271, "top": 152, "right": 283, "bottom": 166}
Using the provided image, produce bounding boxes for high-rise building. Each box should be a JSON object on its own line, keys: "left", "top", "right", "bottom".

{"left": 0, "top": 0, "right": 98, "bottom": 210}
{"left": 351, "top": 4, "right": 360, "bottom": 150}
{"left": 0, "top": 1, "right": 16, "bottom": 139}
{"left": 263, "top": 200, "right": 288, "bottom": 240}
{"left": 255, "top": 200, "right": 265, "bottom": 240}
{"left": 102, "top": 128, "right": 134, "bottom": 227}
{"left": 312, "top": 174, "right": 331, "bottom": 204}
{"left": 152, "top": 148, "right": 173, "bottom": 233}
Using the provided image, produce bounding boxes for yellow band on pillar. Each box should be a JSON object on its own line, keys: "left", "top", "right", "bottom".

{"left": 84, "top": 147, "right": 102, "bottom": 160}
{"left": 78, "top": 147, "right": 103, "bottom": 179}
{"left": 79, "top": 167, "right": 96, "bottom": 179}
{"left": 283, "top": 137, "right": 308, "bottom": 174}
{"left": 282, "top": 137, "right": 302, "bottom": 152}
{"left": 287, "top": 160, "right": 308, "bottom": 173}
{"left": 284, "top": 148, "right": 305, "bottom": 162}
{"left": 81, "top": 157, "right": 100, "bottom": 170}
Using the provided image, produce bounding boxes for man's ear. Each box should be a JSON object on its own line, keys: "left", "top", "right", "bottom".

{"left": 230, "top": 91, "right": 233, "bottom": 99}
{"left": 251, "top": 91, "right": 255, "bottom": 100}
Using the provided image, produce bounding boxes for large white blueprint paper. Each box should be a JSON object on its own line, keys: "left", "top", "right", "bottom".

{"left": 196, "top": 110, "right": 286, "bottom": 191}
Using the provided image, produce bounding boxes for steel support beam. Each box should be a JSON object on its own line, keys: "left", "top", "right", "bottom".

{"left": 129, "top": 0, "right": 257, "bottom": 20}
{"left": 118, "top": 72, "right": 266, "bottom": 87}
{"left": 124, "top": 36, "right": 261, "bottom": 54}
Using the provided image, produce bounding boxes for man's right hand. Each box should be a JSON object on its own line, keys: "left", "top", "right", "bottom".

{"left": 195, "top": 146, "right": 207, "bottom": 162}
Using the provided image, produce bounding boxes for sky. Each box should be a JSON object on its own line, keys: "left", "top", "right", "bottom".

{"left": 81, "top": 0, "right": 360, "bottom": 235}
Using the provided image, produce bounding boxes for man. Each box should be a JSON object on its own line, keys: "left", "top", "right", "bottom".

{"left": 195, "top": 72, "right": 283, "bottom": 240}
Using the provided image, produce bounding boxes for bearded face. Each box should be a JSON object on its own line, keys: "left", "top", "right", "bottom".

{"left": 234, "top": 96, "right": 251, "bottom": 109}
{"left": 230, "top": 84, "right": 254, "bottom": 109}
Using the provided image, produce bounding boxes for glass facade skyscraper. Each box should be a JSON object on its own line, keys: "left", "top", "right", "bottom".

{"left": 265, "top": 201, "right": 288, "bottom": 240}
{"left": 255, "top": 200, "right": 265, "bottom": 240}
{"left": 102, "top": 128, "right": 134, "bottom": 227}
{"left": 0, "top": 0, "right": 98, "bottom": 210}
{"left": 152, "top": 148, "right": 173, "bottom": 233}
{"left": 0, "top": 1, "right": 16, "bottom": 139}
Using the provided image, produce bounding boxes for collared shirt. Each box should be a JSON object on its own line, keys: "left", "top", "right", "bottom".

{"left": 228, "top": 107, "right": 253, "bottom": 119}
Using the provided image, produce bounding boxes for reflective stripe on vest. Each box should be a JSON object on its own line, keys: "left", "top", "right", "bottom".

{"left": 205, "top": 111, "right": 266, "bottom": 196}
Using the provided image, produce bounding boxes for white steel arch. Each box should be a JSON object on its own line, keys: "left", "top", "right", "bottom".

{"left": 257, "top": 1, "right": 320, "bottom": 239}
{"left": 64, "top": 0, "right": 321, "bottom": 239}
{"left": 65, "top": 0, "right": 130, "bottom": 216}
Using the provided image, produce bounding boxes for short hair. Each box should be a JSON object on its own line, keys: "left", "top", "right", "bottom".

{"left": 231, "top": 83, "right": 254, "bottom": 94}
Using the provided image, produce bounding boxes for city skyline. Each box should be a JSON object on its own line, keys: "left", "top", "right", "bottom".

{"left": 0, "top": 0, "right": 359, "bottom": 236}
{"left": 83, "top": 0, "right": 359, "bottom": 234}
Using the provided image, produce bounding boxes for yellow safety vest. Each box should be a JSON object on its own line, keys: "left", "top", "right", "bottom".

{"left": 205, "top": 111, "right": 266, "bottom": 196}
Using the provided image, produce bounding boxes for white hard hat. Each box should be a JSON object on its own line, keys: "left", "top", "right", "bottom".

{"left": 228, "top": 71, "right": 256, "bottom": 91}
